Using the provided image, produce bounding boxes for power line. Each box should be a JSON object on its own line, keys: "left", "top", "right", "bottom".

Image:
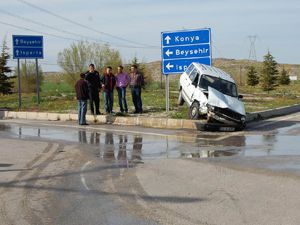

{"left": 0, "top": 21, "right": 80, "bottom": 42}
{"left": 16, "top": 0, "right": 158, "bottom": 49}
{"left": 0, "top": 8, "right": 105, "bottom": 43}
{"left": 0, "top": 20, "right": 157, "bottom": 49}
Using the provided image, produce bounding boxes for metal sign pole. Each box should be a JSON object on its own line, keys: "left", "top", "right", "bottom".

{"left": 35, "top": 58, "right": 40, "bottom": 104}
{"left": 165, "top": 75, "right": 169, "bottom": 113}
{"left": 17, "top": 58, "right": 21, "bottom": 109}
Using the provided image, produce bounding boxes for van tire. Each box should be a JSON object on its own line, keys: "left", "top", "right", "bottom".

{"left": 189, "top": 101, "right": 200, "bottom": 120}
{"left": 178, "top": 91, "right": 185, "bottom": 106}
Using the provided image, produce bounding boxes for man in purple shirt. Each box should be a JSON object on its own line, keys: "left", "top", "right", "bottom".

{"left": 116, "top": 65, "right": 130, "bottom": 113}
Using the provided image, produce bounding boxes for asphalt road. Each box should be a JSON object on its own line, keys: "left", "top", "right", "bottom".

{"left": 1, "top": 113, "right": 300, "bottom": 225}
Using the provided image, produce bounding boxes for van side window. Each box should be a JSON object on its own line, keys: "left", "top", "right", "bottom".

{"left": 189, "top": 68, "right": 198, "bottom": 82}
{"left": 192, "top": 73, "right": 200, "bottom": 87}
{"left": 199, "top": 75, "right": 211, "bottom": 90}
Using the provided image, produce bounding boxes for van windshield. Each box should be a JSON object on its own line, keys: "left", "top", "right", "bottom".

{"left": 199, "top": 74, "right": 238, "bottom": 97}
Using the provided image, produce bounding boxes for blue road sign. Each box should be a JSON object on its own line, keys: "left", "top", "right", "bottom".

{"left": 161, "top": 28, "right": 211, "bottom": 74}
{"left": 12, "top": 35, "right": 44, "bottom": 59}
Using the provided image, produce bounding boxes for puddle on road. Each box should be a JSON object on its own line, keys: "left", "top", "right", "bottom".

{"left": 1, "top": 123, "right": 300, "bottom": 163}
{"left": 0, "top": 124, "right": 247, "bottom": 159}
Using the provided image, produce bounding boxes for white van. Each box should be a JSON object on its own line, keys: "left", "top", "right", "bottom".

{"left": 178, "top": 62, "right": 246, "bottom": 130}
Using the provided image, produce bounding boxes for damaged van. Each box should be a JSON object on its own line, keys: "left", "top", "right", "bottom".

{"left": 178, "top": 62, "right": 246, "bottom": 131}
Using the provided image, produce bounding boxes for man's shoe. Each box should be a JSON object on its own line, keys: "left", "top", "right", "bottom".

{"left": 80, "top": 123, "right": 89, "bottom": 125}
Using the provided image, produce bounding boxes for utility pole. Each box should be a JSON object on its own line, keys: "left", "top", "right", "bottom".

{"left": 248, "top": 35, "right": 257, "bottom": 61}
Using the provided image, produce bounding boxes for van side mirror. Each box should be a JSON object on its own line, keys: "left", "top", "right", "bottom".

{"left": 238, "top": 95, "right": 243, "bottom": 99}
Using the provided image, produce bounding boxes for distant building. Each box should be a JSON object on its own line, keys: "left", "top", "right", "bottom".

{"left": 289, "top": 75, "right": 298, "bottom": 81}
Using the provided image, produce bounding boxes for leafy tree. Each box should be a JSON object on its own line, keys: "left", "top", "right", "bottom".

{"left": 0, "top": 38, "right": 13, "bottom": 94}
{"left": 278, "top": 67, "right": 290, "bottom": 85}
{"left": 260, "top": 51, "right": 278, "bottom": 91}
{"left": 13, "top": 61, "right": 43, "bottom": 93}
{"left": 91, "top": 43, "right": 122, "bottom": 74}
{"left": 246, "top": 65, "right": 259, "bottom": 86}
{"left": 57, "top": 41, "right": 122, "bottom": 85}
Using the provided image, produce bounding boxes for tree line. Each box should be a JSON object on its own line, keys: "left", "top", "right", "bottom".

{"left": 0, "top": 38, "right": 149, "bottom": 95}
{"left": 247, "top": 51, "right": 291, "bottom": 91}
{"left": 0, "top": 37, "right": 294, "bottom": 95}
{"left": 57, "top": 41, "right": 151, "bottom": 87}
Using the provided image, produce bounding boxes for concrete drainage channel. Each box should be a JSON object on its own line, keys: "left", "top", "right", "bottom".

{"left": 1, "top": 103, "right": 300, "bottom": 130}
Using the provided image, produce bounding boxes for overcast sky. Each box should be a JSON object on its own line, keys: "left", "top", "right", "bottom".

{"left": 0, "top": 0, "right": 299, "bottom": 71}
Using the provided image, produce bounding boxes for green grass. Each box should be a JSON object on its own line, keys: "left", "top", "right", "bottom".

{"left": 1, "top": 77, "right": 300, "bottom": 119}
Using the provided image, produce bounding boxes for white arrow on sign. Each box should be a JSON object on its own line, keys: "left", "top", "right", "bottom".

{"left": 164, "top": 35, "right": 171, "bottom": 44}
{"left": 165, "top": 49, "right": 173, "bottom": 57}
{"left": 166, "top": 63, "right": 174, "bottom": 70}
{"left": 16, "top": 50, "right": 19, "bottom": 55}
{"left": 15, "top": 39, "right": 19, "bottom": 45}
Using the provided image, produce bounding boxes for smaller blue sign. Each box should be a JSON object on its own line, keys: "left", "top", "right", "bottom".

{"left": 162, "top": 44, "right": 210, "bottom": 60}
{"left": 162, "top": 29, "right": 210, "bottom": 46}
{"left": 163, "top": 58, "right": 211, "bottom": 74}
{"left": 13, "top": 47, "right": 43, "bottom": 59}
{"left": 12, "top": 35, "right": 44, "bottom": 59}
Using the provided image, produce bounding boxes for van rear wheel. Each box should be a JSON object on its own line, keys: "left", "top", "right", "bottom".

{"left": 189, "top": 101, "right": 200, "bottom": 120}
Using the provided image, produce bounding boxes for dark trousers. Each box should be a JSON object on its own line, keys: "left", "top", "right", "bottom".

{"left": 131, "top": 86, "right": 142, "bottom": 113}
{"left": 104, "top": 91, "right": 114, "bottom": 113}
{"left": 89, "top": 91, "right": 100, "bottom": 115}
{"left": 117, "top": 87, "right": 128, "bottom": 113}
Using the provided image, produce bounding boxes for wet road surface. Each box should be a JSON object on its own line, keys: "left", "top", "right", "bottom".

{"left": 1, "top": 113, "right": 300, "bottom": 224}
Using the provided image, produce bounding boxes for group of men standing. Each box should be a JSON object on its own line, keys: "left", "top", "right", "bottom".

{"left": 75, "top": 63, "right": 144, "bottom": 125}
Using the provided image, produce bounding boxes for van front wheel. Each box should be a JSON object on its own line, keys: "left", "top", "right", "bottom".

{"left": 189, "top": 101, "right": 200, "bottom": 120}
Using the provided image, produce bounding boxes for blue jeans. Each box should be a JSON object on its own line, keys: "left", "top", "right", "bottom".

{"left": 78, "top": 100, "right": 87, "bottom": 125}
{"left": 131, "top": 86, "right": 143, "bottom": 113}
{"left": 117, "top": 87, "right": 128, "bottom": 113}
{"left": 104, "top": 91, "right": 114, "bottom": 113}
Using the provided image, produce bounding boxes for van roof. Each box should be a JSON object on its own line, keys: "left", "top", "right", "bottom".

{"left": 192, "top": 63, "right": 235, "bottom": 83}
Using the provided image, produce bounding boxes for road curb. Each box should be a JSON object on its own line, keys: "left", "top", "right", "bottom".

{"left": 245, "top": 103, "right": 300, "bottom": 122}
{"left": 0, "top": 111, "right": 198, "bottom": 130}
{"left": 1, "top": 103, "right": 300, "bottom": 130}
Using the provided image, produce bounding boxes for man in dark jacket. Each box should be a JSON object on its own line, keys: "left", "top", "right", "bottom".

{"left": 85, "top": 64, "right": 102, "bottom": 115}
{"left": 129, "top": 65, "right": 144, "bottom": 114}
{"left": 75, "top": 73, "right": 89, "bottom": 125}
{"left": 101, "top": 66, "right": 116, "bottom": 114}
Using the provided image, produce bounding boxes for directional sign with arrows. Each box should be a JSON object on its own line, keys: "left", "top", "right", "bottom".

{"left": 161, "top": 28, "right": 211, "bottom": 74}
{"left": 12, "top": 35, "right": 43, "bottom": 59}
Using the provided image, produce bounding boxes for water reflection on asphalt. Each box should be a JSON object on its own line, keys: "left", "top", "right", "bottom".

{"left": 1, "top": 122, "right": 300, "bottom": 163}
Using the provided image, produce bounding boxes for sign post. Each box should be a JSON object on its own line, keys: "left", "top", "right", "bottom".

{"left": 161, "top": 28, "right": 211, "bottom": 112}
{"left": 13, "top": 35, "right": 44, "bottom": 107}
{"left": 17, "top": 59, "right": 21, "bottom": 109}
{"left": 35, "top": 58, "right": 40, "bottom": 104}
{"left": 165, "top": 75, "right": 169, "bottom": 113}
